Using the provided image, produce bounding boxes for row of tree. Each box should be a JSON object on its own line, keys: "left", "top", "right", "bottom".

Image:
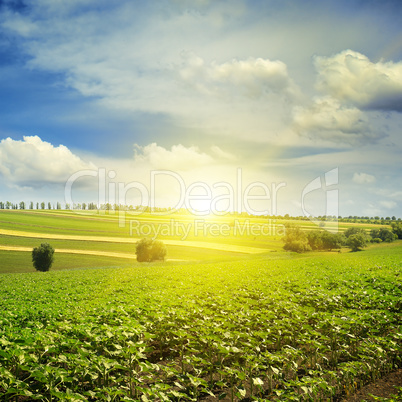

{"left": 1, "top": 201, "right": 401, "bottom": 222}
{"left": 32, "top": 238, "right": 167, "bottom": 272}
{"left": 0, "top": 202, "right": 174, "bottom": 212}
{"left": 280, "top": 214, "right": 401, "bottom": 222}
{"left": 283, "top": 224, "right": 401, "bottom": 253}
{"left": 0, "top": 201, "right": 100, "bottom": 210}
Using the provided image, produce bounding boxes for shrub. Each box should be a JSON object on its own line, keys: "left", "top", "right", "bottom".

{"left": 307, "top": 230, "right": 323, "bottom": 250}
{"left": 307, "top": 230, "right": 345, "bottom": 251}
{"left": 32, "top": 243, "right": 55, "bottom": 272}
{"left": 371, "top": 237, "right": 382, "bottom": 243}
{"left": 283, "top": 240, "right": 311, "bottom": 253}
{"left": 344, "top": 227, "right": 367, "bottom": 238}
{"left": 370, "top": 228, "right": 397, "bottom": 243}
{"left": 347, "top": 233, "right": 368, "bottom": 252}
{"left": 320, "top": 232, "right": 344, "bottom": 251}
{"left": 283, "top": 226, "right": 311, "bottom": 253}
{"left": 391, "top": 222, "right": 402, "bottom": 239}
{"left": 136, "top": 238, "right": 167, "bottom": 262}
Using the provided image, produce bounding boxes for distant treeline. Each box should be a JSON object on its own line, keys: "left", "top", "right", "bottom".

{"left": 283, "top": 224, "right": 402, "bottom": 253}
{"left": 0, "top": 201, "right": 400, "bottom": 223}
{"left": 0, "top": 201, "right": 98, "bottom": 211}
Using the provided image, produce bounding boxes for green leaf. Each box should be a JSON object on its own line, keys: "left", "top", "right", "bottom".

{"left": 253, "top": 377, "right": 264, "bottom": 386}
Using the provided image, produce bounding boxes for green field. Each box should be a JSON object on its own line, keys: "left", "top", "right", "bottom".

{"left": 0, "top": 210, "right": 401, "bottom": 400}
{"left": 0, "top": 209, "right": 388, "bottom": 273}
{"left": 0, "top": 209, "right": 279, "bottom": 272}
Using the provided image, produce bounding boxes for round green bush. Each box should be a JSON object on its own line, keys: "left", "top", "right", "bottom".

{"left": 32, "top": 243, "right": 55, "bottom": 272}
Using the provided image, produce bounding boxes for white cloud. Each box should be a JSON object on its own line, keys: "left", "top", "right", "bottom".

{"left": 315, "top": 50, "right": 402, "bottom": 111}
{"left": 292, "top": 97, "right": 378, "bottom": 144}
{"left": 0, "top": 1, "right": 301, "bottom": 143}
{"left": 133, "top": 143, "right": 213, "bottom": 171}
{"left": 210, "top": 145, "right": 236, "bottom": 160}
{"left": 1, "top": 11, "right": 38, "bottom": 37}
{"left": 179, "top": 53, "right": 298, "bottom": 99}
{"left": 380, "top": 200, "right": 397, "bottom": 209}
{"left": 0, "top": 136, "right": 96, "bottom": 188}
{"left": 352, "top": 172, "right": 376, "bottom": 184}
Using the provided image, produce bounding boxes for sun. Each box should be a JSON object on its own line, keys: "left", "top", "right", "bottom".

{"left": 187, "top": 198, "right": 212, "bottom": 216}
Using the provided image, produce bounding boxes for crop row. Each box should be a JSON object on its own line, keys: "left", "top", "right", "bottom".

{"left": 0, "top": 252, "right": 401, "bottom": 401}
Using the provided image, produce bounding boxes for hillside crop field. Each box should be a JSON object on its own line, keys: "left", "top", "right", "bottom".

{"left": 0, "top": 209, "right": 387, "bottom": 273}
{"left": 0, "top": 210, "right": 401, "bottom": 401}
{"left": 0, "top": 209, "right": 282, "bottom": 273}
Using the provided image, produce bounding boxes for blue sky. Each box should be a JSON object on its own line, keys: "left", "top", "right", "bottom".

{"left": 0, "top": 0, "right": 402, "bottom": 217}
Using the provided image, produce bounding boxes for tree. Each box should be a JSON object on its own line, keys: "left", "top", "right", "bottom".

{"left": 344, "top": 227, "right": 367, "bottom": 238}
{"left": 136, "top": 238, "right": 167, "bottom": 262}
{"left": 307, "top": 230, "right": 323, "bottom": 250}
{"left": 391, "top": 223, "right": 402, "bottom": 239}
{"left": 320, "top": 232, "right": 344, "bottom": 251}
{"left": 306, "top": 230, "right": 344, "bottom": 251}
{"left": 32, "top": 243, "right": 55, "bottom": 272}
{"left": 19, "top": 201, "right": 25, "bottom": 210}
{"left": 150, "top": 240, "right": 167, "bottom": 261}
{"left": 347, "top": 234, "right": 368, "bottom": 252}
{"left": 370, "top": 228, "right": 397, "bottom": 243}
{"left": 282, "top": 226, "right": 311, "bottom": 253}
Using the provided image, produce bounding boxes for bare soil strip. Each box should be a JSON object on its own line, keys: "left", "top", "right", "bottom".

{"left": 341, "top": 369, "right": 402, "bottom": 401}
{"left": 0, "top": 229, "right": 266, "bottom": 254}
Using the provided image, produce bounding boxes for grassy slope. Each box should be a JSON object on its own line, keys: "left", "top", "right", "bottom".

{"left": 0, "top": 210, "right": 276, "bottom": 272}
{"left": 0, "top": 209, "right": 395, "bottom": 274}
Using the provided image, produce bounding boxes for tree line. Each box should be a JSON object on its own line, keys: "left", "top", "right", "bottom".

{"left": 0, "top": 201, "right": 401, "bottom": 221}
{"left": 0, "top": 201, "right": 99, "bottom": 210}
{"left": 283, "top": 224, "right": 402, "bottom": 253}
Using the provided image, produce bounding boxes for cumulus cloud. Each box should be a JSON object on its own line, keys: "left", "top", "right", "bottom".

{"left": 315, "top": 49, "right": 402, "bottom": 111}
{"left": 352, "top": 172, "right": 376, "bottom": 184}
{"left": 292, "top": 97, "right": 379, "bottom": 144}
{"left": 133, "top": 143, "right": 213, "bottom": 171}
{"left": 210, "top": 145, "right": 236, "bottom": 161}
{"left": 0, "top": 136, "right": 96, "bottom": 188}
{"left": 179, "top": 53, "right": 298, "bottom": 99}
{"left": 0, "top": 2, "right": 301, "bottom": 143}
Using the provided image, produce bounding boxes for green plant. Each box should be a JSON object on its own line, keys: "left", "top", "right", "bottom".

{"left": 1, "top": 211, "right": 401, "bottom": 401}
{"left": 135, "top": 238, "right": 167, "bottom": 262}
{"left": 347, "top": 233, "right": 368, "bottom": 252}
{"left": 283, "top": 226, "right": 311, "bottom": 253}
{"left": 32, "top": 243, "right": 55, "bottom": 272}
